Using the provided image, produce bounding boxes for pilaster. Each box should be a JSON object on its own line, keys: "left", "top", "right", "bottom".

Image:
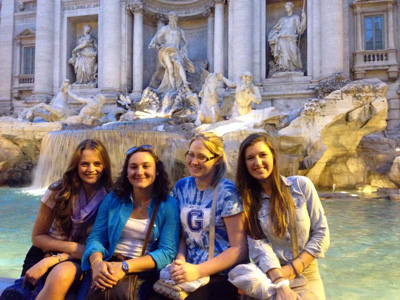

{"left": 128, "top": 1, "right": 144, "bottom": 98}
{"left": 213, "top": 0, "right": 225, "bottom": 75}
{"left": 100, "top": 0, "right": 121, "bottom": 95}
{"left": 0, "top": 0, "right": 15, "bottom": 113}
{"left": 203, "top": 7, "right": 214, "bottom": 73}
{"left": 32, "top": 0, "right": 54, "bottom": 102}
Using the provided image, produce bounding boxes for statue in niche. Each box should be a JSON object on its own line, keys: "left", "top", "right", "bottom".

{"left": 231, "top": 72, "right": 262, "bottom": 118}
{"left": 268, "top": 2, "right": 306, "bottom": 75}
{"left": 148, "top": 11, "right": 195, "bottom": 93}
{"left": 195, "top": 73, "right": 235, "bottom": 126}
{"left": 22, "top": 79, "right": 71, "bottom": 122}
{"left": 65, "top": 90, "right": 106, "bottom": 125}
{"left": 68, "top": 24, "right": 98, "bottom": 85}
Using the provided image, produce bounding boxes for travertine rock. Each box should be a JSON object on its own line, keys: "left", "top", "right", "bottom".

{"left": 388, "top": 156, "right": 400, "bottom": 187}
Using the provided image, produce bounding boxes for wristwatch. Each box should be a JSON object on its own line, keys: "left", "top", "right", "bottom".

{"left": 122, "top": 261, "right": 129, "bottom": 274}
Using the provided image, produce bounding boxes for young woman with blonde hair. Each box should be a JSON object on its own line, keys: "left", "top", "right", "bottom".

{"left": 150, "top": 132, "right": 247, "bottom": 299}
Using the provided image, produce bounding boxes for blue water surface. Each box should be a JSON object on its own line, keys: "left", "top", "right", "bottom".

{"left": 0, "top": 188, "right": 399, "bottom": 299}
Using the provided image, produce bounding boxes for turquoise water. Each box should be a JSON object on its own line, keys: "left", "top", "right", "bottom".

{"left": 0, "top": 188, "right": 399, "bottom": 299}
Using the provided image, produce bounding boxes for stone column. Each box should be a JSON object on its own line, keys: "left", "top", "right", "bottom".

{"left": 228, "top": 0, "right": 234, "bottom": 79}
{"left": 213, "top": 0, "right": 225, "bottom": 75}
{"left": 0, "top": 0, "right": 15, "bottom": 113}
{"left": 355, "top": 6, "right": 362, "bottom": 51}
{"left": 321, "top": 0, "right": 344, "bottom": 78}
{"left": 203, "top": 7, "right": 214, "bottom": 73}
{"left": 128, "top": 2, "right": 144, "bottom": 99}
{"left": 32, "top": 0, "right": 55, "bottom": 102}
{"left": 232, "top": 0, "right": 253, "bottom": 81}
{"left": 252, "top": 0, "right": 261, "bottom": 84}
{"left": 100, "top": 0, "right": 121, "bottom": 94}
{"left": 387, "top": 3, "right": 395, "bottom": 49}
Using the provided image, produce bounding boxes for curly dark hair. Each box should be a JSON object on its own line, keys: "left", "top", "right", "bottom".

{"left": 113, "top": 145, "right": 170, "bottom": 204}
{"left": 51, "top": 139, "right": 113, "bottom": 238}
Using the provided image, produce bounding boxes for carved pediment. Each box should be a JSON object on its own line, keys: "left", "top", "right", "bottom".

{"left": 15, "top": 28, "right": 36, "bottom": 40}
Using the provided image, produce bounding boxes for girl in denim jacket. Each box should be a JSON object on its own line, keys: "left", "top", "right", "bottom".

{"left": 236, "top": 133, "right": 329, "bottom": 300}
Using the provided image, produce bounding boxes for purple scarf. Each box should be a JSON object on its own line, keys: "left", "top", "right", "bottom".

{"left": 70, "top": 187, "right": 107, "bottom": 242}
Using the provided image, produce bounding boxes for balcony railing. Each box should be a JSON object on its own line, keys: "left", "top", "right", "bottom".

{"left": 352, "top": 48, "right": 399, "bottom": 80}
{"left": 17, "top": 74, "right": 35, "bottom": 85}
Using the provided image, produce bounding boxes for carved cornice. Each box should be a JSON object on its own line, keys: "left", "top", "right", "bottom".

{"left": 143, "top": 0, "right": 214, "bottom": 17}
{"left": 351, "top": 0, "right": 396, "bottom": 8}
{"left": 62, "top": 0, "right": 99, "bottom": 11}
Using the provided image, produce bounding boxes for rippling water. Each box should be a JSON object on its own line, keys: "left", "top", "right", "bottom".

{"left": 0, "top": 188, "right": 399, "bottom": 299}
{"left": 320, "top": 198, "right": 400, "bottom": 300}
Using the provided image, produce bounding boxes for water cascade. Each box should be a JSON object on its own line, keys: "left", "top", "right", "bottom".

{"left": 33, "top": 129, "right": 188, "bottom": 188}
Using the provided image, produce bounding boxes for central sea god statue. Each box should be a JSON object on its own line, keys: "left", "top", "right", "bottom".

{"left": 148, "top": 11, "right": 195, "bottom": 93}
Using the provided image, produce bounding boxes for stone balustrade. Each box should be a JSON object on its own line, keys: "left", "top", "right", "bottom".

{"left": 353, "top": 48, "right": 399, "bottom": 80}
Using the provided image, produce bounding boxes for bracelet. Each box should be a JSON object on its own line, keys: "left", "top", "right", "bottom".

{"left": 272, "top": 276, "right": 284, "bottom": 284}
{"left": 52, "top": 253, "right": 64, "bottom": 263}
{"left": 298, "top": 256, "right": 306, "bottom": 272}
{"left": 274, "top": 279, "right": 290, "bottom": 290}
{"left": 290, "top": 261, "right": 299, "bottom": 277}
{"left": 90, "top": 258, "right": 102, "bottom": 267}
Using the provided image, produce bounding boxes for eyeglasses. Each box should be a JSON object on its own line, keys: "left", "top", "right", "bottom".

{"left": 126, "top": 145, "right": 153, "bottom": 155}
{"left": 185, "top": 151, "right": 218, "bottom": 163}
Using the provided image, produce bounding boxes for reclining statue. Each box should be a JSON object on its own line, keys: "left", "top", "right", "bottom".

{"left": 23, "top": 80, "right": 70, "bottom": 122}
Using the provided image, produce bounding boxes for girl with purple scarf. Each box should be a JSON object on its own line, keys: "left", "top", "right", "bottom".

{"left": 19, "top": 139, "right": 112, "bottom": 299}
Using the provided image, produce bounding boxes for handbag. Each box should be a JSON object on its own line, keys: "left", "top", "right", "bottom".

{"left": 153, "top": 185, "right": 219, "bottom": 300}
{"left": 0, "top": 277, "right": 43, "bottom": 300}
{"left": 87, "top": 202, "right": 160, "bottom": 300}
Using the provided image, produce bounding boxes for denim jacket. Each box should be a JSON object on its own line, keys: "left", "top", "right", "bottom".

{"left": 81, "top": 191, "right": 180, "bottom": 271}
{"left": 248, "top": 176, "right": 330, "bottom": 273}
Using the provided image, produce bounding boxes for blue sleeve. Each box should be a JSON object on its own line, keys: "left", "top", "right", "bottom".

{"left": 81, "top": 192, "right": 113, "bottom": 271}
{"left": 220, "top": 179, "right": 243, "bottom": 218}
{"left": 148, "top": 196, "right": 180, "bottom": 270}
{"left": 248, "top": 236, "right": 281, "bottom": 273}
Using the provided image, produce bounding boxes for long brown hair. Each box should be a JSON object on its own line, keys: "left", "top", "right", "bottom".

{"left": 51, "top": 139, "right": 112, "bottom": 237}
{"left": 189, "top": 132, "right": 227, "bottom": 188}
{"left": 236, "top": 133, "right": 294, "bottom": 239}
{"left": 113, "top": 145, "right": 170, "bottom": 204}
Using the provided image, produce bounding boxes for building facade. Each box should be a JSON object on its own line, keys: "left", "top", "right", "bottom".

{"left": 0, "top": 0, "right": 399, "bottom": 133}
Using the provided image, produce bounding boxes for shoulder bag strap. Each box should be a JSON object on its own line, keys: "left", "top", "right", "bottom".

{"left": 289, "top": 191, "right": 299, "bottom": 259}
{"left": 130, "top": 201, "right": 160, "bottom": 299}
{"left": 208, "top": 185, "right": 219, "bottom": 261}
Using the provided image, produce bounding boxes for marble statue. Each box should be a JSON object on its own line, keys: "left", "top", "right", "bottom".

{"left": 68, "top": 24, "right": 98, "bottom": 85}
{"left": 170, "top": 87, "right": 199, "bottom": 121}
{"left": 268, "top": 2, "right": 306, "bottom": 74}
{"left": 65, "top": 90, "right": 106, "bottom": 125}
{"left": 148, "top": 11, "right": 195, "bottom": 93}
{"left": 195, "top": 73, "right": 235, "bottom": 125}
{"left": 232, "top": 72, "right": 262, "bottom": 118}
{"left": 23, "top": 80, "right": 70, "bottom": 122}
{"left": 103, "top": 94, "right": 132, "bottom": 122}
